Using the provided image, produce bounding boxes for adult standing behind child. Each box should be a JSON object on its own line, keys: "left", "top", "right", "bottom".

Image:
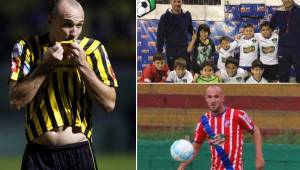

{"left": 156, "top": 0, "right": 194, "bottom": 70}
{"left": 270, "top": 0, "right": 300, "bottom": 82}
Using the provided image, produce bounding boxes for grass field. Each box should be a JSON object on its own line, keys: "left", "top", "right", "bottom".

{"left": 0, "top": 153, "right": 135, "bottom": 170}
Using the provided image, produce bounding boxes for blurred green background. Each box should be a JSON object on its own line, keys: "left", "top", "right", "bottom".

{"left": 0, "top": 0, "right": 136, "bottom": 169}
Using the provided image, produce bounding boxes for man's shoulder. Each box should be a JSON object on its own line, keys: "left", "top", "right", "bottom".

{"left": 160, "top": 9, "right": 171, "bottom": 18}
{"left": 79, "top": 37, "right": 103, "bottom": 54}
{"left": 160, "top": 9, "right": 191, "bottom": 18}
{"left": 182, "top": 10, "right": 191, "bottom": 16}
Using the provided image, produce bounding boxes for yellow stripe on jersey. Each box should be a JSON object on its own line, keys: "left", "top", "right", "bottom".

{"left": 86, "top": 40, "right": 100, "bottom": 55}
{"left": 57, "top": 71, "right": 73, "bottom": 124}
{"left": 25, "top": 124, "right": 34, "bottom": 141}
{"left": 94, "top": 49, "right": 110, "bottom": 86}
{"left": 75, "top": 73, "right": 83, "bottom": 127}
{"left": 80, "top": 37, "right": 89, "bottom": 49}
{"left": 32, "top": 113, "right": 43, "bottom": 136}
{"left": 40, "top": 102, "right": 54, "bottom": 130}
{"left": 48, "top": 79, "right": 64, "bottom": 127}
{"left": 87, "top": 130, "right": 92, "bottom": 139}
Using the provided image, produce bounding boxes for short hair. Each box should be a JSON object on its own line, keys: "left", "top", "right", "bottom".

{"left": 174, "top": 58, "right": 186, "bottom": 69}
{"left": 251, "top": 59, "right": 264, "bottom": 69}
{"left": 48, "top": 0, "right": 83, "bottom": 16}
{"left": 259, "top": 21, "right": 271, "bottom": 30}
{"left": 243, "top": 23, "right": 253, "bottom": 29}
{"left": 197, "top": 24, "right": 211, "bottom": 35}
{"left": 219, "top": 36, "right": 230, "bottom": 43}
{"left": 152, "top": 53, "right": 165, "bottom": 61}
{"left": 225, "top": 57, "right": 239, "bottom": 67}
{"left": 200, "top": 61, "right": 213, "bottom": 70}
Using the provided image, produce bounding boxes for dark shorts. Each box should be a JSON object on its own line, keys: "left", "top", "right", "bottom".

{"left": 262, "top": 64, "right": 279, "bottom": 82}
{"left": 21, "top": 141, "right": 98, "bottom": 170}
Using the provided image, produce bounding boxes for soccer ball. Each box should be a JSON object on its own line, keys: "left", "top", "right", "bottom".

{"left": 137, "top": 0, "right": 150, "bottom": 17}
{"left": 170, "top": 139, "right": 194, "bottom": 162}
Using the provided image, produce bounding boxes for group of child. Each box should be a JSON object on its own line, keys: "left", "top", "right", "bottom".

{"left": 139, "top": 21, "right": 278, "bottom": 83}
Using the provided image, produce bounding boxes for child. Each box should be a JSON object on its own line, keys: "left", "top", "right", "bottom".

{"left": 188, "top": 24, "right": 216, "bottom": 73}
{"left": 194, "top": 61, "right": 219, "bottom": 83}
{"left": 139, "top": 53, "right": 169, "bottom": 83}
{"left": 166, "top": 58, "right": 193, "bottom": 83}
{"left": 246, "top": 59, "right": 268, "bottom": 83}
{"left": 236, "top": 23, "right": 259, "bottom": 72}
{"left": 216, "top": 57, "right": 248, "bottom": 83}
{"left": 255, "top": 21, "right": 279, "bottom": 82}
{"left": 217, "top": 36, "right": 238, "bottom": 70}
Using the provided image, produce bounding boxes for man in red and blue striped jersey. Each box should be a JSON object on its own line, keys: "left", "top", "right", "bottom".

{"left": 178, "top": 86, "right": 264, "bottom": 170}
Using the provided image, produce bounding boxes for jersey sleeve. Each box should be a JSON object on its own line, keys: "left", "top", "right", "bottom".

{"left": 194, "top": 121, "right": 207, "bottom": 144}
{"left": 140, "top": 65, "right": 153, "bottom": 82}
{"left": 9, "top": 40, "right": 31, "bottom": 82}
{"left": 88, "top": 43, "right": 118, "bottom": 87}
{"left": 231, "top": 40, "right": 238, "bottom": 49}
{"left": 237, "top": 110, "right": 255, "bottom": 132}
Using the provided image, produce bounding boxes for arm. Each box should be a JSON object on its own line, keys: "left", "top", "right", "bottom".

{"left": 177, "top": 142, "right": 202, "bottom": 170}
{"left": 187, "top": 31, "right": 197, "bottom": 53}
{"left": 215, "top": 71, "right": 223, "bottom": 82}
{"left": 161, "top": 65, "right": 169, "bottom": 82}
{"left": 165, "top": 70, "right": 173, "bottom": 83}
{"left": 252, "top": 125, "right": 265, "bottom": 170}
{"left": 9, "top": 43, "right": 64, "bottom": 110}
{"left": 192, "top": 73, "right": 200, "bottom": 83}
{"left": 67, "top": 43, "right": 116, "bottom": 112}
{"left": 141, "top": 65, "right": 153, "bottom": 83}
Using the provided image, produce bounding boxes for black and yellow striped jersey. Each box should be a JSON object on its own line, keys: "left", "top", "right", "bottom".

{"left": 9, "top": 34, "right": 118, "bottom": 142}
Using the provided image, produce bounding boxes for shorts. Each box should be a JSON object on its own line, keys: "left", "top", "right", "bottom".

{"left": 262, "top": 64, "right": 279, "bottom": 81}
{"left": 21, "top": 141, "right": 97, "bottom": 170}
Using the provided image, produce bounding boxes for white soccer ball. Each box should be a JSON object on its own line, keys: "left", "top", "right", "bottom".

{"left": 170, "top": 139, "right": 194, "bottom": 162}
{"left": 137, "top": 0, "right": 150, "bottom": 17}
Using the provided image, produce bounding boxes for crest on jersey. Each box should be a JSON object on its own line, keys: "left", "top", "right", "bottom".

{"left": 224, "top": 120, "right": 230, "bottom": 127}
{"left": 271, "top": 38, "right": 278, "bottom": 43}
{"left": 252, "top": 39, "right": 257, "bottom": 43}
{"left": 11, "top": 57, "right": 20, "bottom": 73}
{"left": 236, "top": 76, "right": 242, "bottom": 82}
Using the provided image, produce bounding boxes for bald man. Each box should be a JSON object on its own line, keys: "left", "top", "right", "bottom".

{"left": 8, "top": 0, "right": 117, "bottom": 169}
{"left": 178, "top": 86, "right": 264, "bottom": 170}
